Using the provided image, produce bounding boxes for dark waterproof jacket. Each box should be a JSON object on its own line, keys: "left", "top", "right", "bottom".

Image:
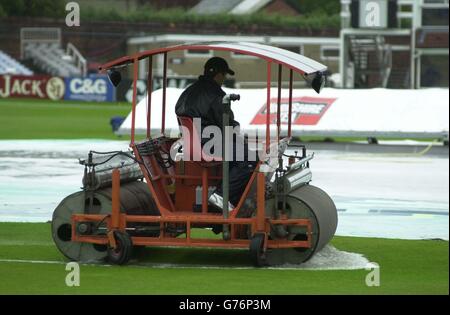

{"left": 175, "top": 75, "right": 239, "bottom": 143}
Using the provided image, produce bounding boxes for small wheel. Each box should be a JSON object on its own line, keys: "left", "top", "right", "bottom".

{"left": 249, "top": 233, "right": 267, "bottom": 267}
{"left": 107, "top": 231, "right": 133, "bottom": 265}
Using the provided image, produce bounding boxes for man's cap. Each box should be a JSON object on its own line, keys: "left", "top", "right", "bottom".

{"left": 204, "top": 57, "right": 235, "bottom": 76}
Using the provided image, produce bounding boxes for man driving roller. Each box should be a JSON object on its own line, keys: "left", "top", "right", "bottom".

{"left": 175, "top": 56, "right": 257, "bottom": 212}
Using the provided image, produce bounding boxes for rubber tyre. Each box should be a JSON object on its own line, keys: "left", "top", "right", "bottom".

{"left": 107, "top": 231, "right": 133, "bottom": 265}
{"left": 249, "top": 233, "right": 267, "bottom": 267}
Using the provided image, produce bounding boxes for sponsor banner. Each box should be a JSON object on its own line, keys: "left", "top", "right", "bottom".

{"left": 250, "top": 96, "right": 336, "bottom": 126}
{"left": 0, "top": 74, "right": 65, "bottom": 100}
{"left": 64, "top": 75, "right": 115, "bottom": 102}
{"left": 117, "top": 88, "right": 449, "bottom": 139}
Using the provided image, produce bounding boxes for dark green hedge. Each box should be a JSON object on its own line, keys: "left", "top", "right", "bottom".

{"left": 83, "top": 6, "right": 340, "bottom": 30}
{"left": 286, "top": 0, "right": 340, "bottom": 16}
{"left": 0, "top": 0, "right": 340, "bottom": 30}
{"left": 0, "top": 0, "right": 65, "bottom": 18}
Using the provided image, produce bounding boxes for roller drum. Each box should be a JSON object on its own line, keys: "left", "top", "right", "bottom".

{"left": 264, "top": 184, "right": 338, "bottom": 265}
{"left": 51, "top": 181, "right": 159, "bottom": 262}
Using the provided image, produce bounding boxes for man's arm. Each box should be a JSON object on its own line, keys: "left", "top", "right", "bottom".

{"left": 212, "top": 95, "right": 241, "bottom": 125}
{"left": 210, "top": 95, "right": 226, "bottom": 128}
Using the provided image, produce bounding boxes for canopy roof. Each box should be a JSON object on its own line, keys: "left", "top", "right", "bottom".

{"left": 99, "top": 41, "right": 328, "bottom": 75}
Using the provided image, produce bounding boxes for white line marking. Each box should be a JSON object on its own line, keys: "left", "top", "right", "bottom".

{"left": 0, "top": 259, "right": 65, "bottom": 265}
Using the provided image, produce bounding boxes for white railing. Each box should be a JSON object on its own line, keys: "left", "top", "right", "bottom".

{"left": 66, "top": 42, "right": 87, "bottom": 77}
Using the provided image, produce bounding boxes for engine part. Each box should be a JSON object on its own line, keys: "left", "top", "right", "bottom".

{"left": 283, "top": 167, "right": 312, "bottom": 192}
{"left": 82, "top": 152, "right": 143, "bottom": 190}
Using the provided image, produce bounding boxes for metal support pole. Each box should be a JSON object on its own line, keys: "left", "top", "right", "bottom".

{"left": 222, "top": 96, "right": 231, "bottom": 240}
{"left": 161, "top": 52, "right": 167, "bottom": 135}
{"left": 256, "top": 172, "right": 265, "bottom": 232}
{"left": 266, "top": 62, "right": 271, "bottom": 151}
{"left": 339, "top": 30, "right": 344, "bottom": 89}
{"left": 147, "top": 56, "right": 153, "bottom": 139}
{"left": 411, "top": 0, "right": 422, "bottom": 88}
{"left": 111, "top": 168, "right": 121, "bottom": 229}
{"left": 131, "top": 59, "right": 138, "bottom": 145}
{"left": 288, "top": 69, "right": 293, "bottom": 137}
{"left": 416, "top": 52, "right": 421, "bottom": 89}
{"left": 277, "top": 64, "right": 282, "bottom": 141}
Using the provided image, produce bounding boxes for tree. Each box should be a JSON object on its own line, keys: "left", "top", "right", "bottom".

{"left": 0, "top": 0, "right": 64, "bottom": 18}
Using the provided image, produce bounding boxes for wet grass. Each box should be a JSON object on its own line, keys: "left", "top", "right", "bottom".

{"left": 0, "top": 222, "right": 447, "bottom": 294}
{"left": 0, "top": 98, "right": 130, "bottom": 140}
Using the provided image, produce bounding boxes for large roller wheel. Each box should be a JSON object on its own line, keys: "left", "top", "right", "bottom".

{"left": 107, "top": 231, "right": 133, "bottom": 265}
{"left": 263, "top": 184, "right": 338, "bottom": 266}
{"left": 51, "top": 181, "right": 158, "bottom": 262}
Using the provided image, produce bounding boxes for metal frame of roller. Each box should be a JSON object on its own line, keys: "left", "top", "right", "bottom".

{"left": 52, "top": 149, "right": 338, "bottom": 266}
{"left": 51, "top": 42, "right": 339, "bottom": 267}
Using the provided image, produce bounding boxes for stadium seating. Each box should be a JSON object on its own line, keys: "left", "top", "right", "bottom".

{"left": 0, "top": 50, "right": 33, "bottom": 75}
{"left": 23, "top": 43, "right": 83, "bottom": 77}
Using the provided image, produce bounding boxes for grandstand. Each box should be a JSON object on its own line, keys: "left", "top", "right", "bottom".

{"left": 0, "top": 50, "right": 33, "bottom": 75}
{"left": 21, "top": 28, "right": 87, "bottom": 77}
{"left": 23, "top": 42, "right": 85, "bottom": 77}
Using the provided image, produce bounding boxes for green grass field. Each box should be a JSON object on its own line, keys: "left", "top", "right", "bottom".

{"left": 0, "top": 98, "right": 131, "bottom": 139}
{"left": 0, "top": 223, "right": 447, "bottom": 294}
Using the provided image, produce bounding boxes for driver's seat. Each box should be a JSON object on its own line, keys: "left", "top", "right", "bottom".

{"left": 177, "top": 116, "right": 222, "bottom": 163}
{"left": 177, "top": 116, "right": 221, "bottom": 214}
